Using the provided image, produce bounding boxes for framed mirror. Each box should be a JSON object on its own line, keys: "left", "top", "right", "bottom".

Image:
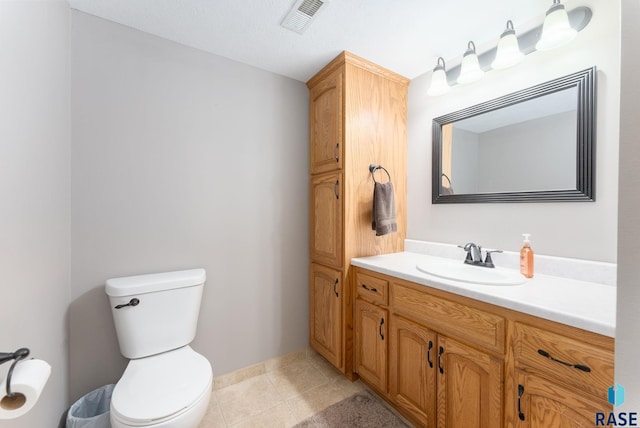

{"left": 432, "top": 67, "right": 596, "bottom": 203}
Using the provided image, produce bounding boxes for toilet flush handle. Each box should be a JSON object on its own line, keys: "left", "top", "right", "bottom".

{"left": 115, "top": 298, "right": 140, "bottom": 309}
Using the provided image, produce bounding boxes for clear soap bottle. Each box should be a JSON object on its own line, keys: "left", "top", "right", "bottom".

{"left": 520, "top": 233, "right": 534, "bottom": 278}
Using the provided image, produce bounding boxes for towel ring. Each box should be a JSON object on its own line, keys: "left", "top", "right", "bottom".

{"left": 369, "top": 164, "right": 391, "bottom": 183}
{"left": 442, "top": 173, "right": 452, "bottom": 187}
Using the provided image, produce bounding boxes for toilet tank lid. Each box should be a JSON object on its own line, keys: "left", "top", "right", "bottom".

{"left": 105, "top": 269, "right": 206, "bottom": 297}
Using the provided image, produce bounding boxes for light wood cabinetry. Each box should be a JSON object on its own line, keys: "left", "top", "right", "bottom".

{"left": 310, "top": 172, "right": 343, "bottom": 268}
{"left": 307, "top": 52, "right": 408, "bottom": 377}
{"left": 510, "top": 321, "right": 614, "bottom": 427}
{"left": 309, "top": 263, "right": 342, "bottom": 368}
{"left": 354, "top": 299, "right": 387, "bottom": 392}
{"left": 389, "top": 315, "right": 437, "bottom": 427}
{"left": 514, "top": 370, "right": 606, "bottom": 428}
{"left": 436, "top": 336, "right": 503, "bottom": 428}
{"left": 354, "top": 266, "right": 614, "bottom": 428}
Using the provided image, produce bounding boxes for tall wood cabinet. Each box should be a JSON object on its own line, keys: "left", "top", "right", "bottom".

{"left": 307, "top": 52, "right": 409, "bottom": 377}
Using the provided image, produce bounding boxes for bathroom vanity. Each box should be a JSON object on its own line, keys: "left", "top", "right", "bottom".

{"left": 351, "top": 251, "right": 615, "bottom": 428}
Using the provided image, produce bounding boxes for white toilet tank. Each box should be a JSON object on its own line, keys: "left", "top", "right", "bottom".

{"left": 105, "top": 269, "right": 206, "bottom": 359}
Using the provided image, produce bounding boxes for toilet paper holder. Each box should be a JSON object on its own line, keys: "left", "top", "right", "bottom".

{"left": 0, "top": 348, "right": 30, "bottom": 397}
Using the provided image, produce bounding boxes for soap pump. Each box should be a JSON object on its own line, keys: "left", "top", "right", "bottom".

{"left": 520, "top": 234, "right": 534, "bottom": 278}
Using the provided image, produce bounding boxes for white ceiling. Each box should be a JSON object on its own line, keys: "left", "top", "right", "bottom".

{"left": 68, "top": 0, "right": 554, "bottom": 82}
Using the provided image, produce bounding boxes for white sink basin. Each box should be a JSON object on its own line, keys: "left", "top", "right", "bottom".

{"left": 416, "top": 258, "right": 527, "bottom": 286}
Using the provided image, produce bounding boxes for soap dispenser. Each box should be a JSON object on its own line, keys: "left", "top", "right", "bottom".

{"left": 520, "top": 234, "right": 534, "bottom": 278}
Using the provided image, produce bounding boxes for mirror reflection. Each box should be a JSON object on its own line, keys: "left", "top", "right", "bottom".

{"left": 442, "top": 88, "right": 577, "bottom": 195}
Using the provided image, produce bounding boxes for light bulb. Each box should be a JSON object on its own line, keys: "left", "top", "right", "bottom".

{"left": 536, "top": 0, "right": 577, "bottom": 51}
{"left": 427, "top": 57, "right": 450, "bottom": 96}
{"left": 457, "top": 41, "right": 484, "bottom": 85}
{"left": 492, "top": 20, "right": 525, "bottom": 70}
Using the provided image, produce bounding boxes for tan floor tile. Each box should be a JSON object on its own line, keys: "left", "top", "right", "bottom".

{"left": 267, "top": 359, "right": 328, "bottom": 399}
{"left": 286, "top": 377, "right": 365, "bottom": 421}
{"left": 198, "top": 394, "right": 227, "bottom": 428}
{"left": 229, "top": 402, "right": 299, "bottom": 428}
{"left": 306, "top": 352, "right": 344, "bottom": 382}
{"left": 215, "top": 374, "right": 284, "bottom": 426}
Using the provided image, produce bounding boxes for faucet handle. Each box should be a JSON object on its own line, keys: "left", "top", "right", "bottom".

{"left": 483, "top": 249, "right": 503, "bottom": 268}
{"left": 457, "top": 244, "right": 474, "bottom": 263}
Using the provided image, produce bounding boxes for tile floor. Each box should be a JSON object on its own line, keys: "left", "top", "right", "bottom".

{"left": 198, "top": 349, "right": 370, "bottom": 427}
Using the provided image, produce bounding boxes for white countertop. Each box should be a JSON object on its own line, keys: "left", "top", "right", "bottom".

{"left": 351, "top": 252, "right": 616, "bottom": 337}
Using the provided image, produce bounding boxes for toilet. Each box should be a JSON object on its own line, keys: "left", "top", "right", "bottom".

{"left": 105, "top": 269, "right": 212, "bottom": 428}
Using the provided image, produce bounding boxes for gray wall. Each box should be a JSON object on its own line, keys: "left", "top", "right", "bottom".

{"left": 616, "top": 0, "right": 640, "bottom": 410}
{"left": 408, "top": 0, "right": 620, "bottom": 262}
{"left": 70, "top": 12, "right": 309, "bottom": 401}
{"left": 477, "top": 111, "right": 576, "bottom": 193}
{"left": 0, "top": 2, "right": 70, "bottom": 427}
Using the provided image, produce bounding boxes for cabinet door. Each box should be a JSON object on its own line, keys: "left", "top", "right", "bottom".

{"left": 309, "top": 264, "right": 342, "bottom": 369}
{"left": 515, "top": 371, "right": 609, "bottom": 428}
{"left": 355, "top": 299, "right": 388, "bottom": 392}
{"left": 309, "top": 69, "right": 343, "bottom": 174}
{"left": 310, "top": 171, "right": 343, "bottom": 268}
{"left": 389, "top": 315, "right": 437, "bottom": 428}
{"left": 437, "top": 336, "right": 503, "bottom": 428}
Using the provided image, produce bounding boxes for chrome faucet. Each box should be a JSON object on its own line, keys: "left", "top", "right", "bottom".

{"left": 464, "top": 243, "right": 482, "bottom": 263}
{"left": 459, "top": 243, "right": 503, "bottom": 268}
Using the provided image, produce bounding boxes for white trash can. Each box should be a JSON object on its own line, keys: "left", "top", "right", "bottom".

{"left": 66, "top": 384, "right": 115, "bottom": 428}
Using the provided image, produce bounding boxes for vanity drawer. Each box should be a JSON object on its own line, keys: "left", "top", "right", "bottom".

{"left": 355, "top": 271, "right": 388, "bottom": 306}
{"left": 391, "top": 281, "right": 505, "bottom": 353}
{"left": 513, "top": 322, "right": 614, "bottom": 401}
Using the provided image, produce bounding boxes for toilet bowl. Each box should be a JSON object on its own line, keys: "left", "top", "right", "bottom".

{"left": 106, "top": 269, "right": 212, "bottom": 428}
{"left": 110, "top": 346, "right": 212, "bottom": 428}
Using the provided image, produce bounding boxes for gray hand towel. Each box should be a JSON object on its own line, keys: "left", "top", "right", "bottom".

{"left": 372, "top": 181, "right": 397, "bottom": 236}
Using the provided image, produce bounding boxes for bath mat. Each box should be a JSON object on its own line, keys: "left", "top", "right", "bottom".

{"left": 293, "top": 390, "right": 411, "bottom": 428}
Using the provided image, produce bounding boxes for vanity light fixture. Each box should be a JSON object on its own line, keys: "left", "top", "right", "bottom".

{"left": 427, "top": 57, "right": 450, "bottom": 96}
{"left": 457, "top": 41, "right": 484, "bottom": 85}
{"left": 425, "top": 1, "right": 592, "bottom": 97}
{"left": 536, "top": 0, "right": 577, "bottom": 51}
{"left": 491, "top": 20, "right": 525, "bottom": 70}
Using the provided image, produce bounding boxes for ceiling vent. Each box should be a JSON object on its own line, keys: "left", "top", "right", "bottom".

{"left": 281, "top": 0, "right": 328, "bottom": 34}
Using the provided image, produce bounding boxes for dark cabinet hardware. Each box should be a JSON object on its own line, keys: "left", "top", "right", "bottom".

{"left": 379, "top": 318, "right": 385, "bottom": 340}
{"left": 333, "top": 278, "right": 339, "bottom": 297}
{"left": 438, "top": 346, "right": 444, "bottom": 374}
{"left": 518, "top": 384, "right": 525, "bottom": 421}
{"left": 361, "top": 284, "right": 378, "bottom": 293}
{"left": 334, "top": 143, "right": 339, "bottom": 162}
{"left": 334, "top": 180, "right": 339, "bottom": 199}
{"left": 537, "top": 349, "right": 591, "bottom": 372}
{"left": 427, "top": 341, "right": 434, "bottom": 368}
{"left": 115, "top": 298, "right": 140, "bottom": 309}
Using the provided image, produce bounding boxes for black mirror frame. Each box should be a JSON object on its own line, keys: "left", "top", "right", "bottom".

{"left": 432, "top": 66, "right": 596, "bottom": 204}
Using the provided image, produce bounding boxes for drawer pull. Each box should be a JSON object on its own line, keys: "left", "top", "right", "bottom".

{"left": 334, "top": 143, "right": 339, "bottom": 162}
{"left": 427, "top": 340, "right": 433, "bottom": 368}
{"left": 537, "top": 349, "right": 591, "bottom": 372}
{"left": 361, "top": 284, "right": 378, "bottom": 293}
{"left": 518, "top": 384, "right": 525, "bottom": 421}
{"left": 333, "top": 278, "right": 339, "bottom": 297}
{"left": 379, "top": 318, "right": 385, "bottom": 340}
{"left": 438, "top": 346, "right": 444, "bottom": 374}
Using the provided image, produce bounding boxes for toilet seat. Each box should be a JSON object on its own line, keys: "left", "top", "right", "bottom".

{"left": 111, "top": 346, "right": 212, "bottom": 426}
